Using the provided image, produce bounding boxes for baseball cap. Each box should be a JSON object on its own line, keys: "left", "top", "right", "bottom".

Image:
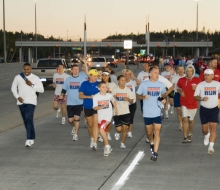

{"left": 164, "top": 63, "right": 170, "bottom": 66}
{"left": 88, "top": 69, "right": 99, "bottom": 76}
{"left": 204, "top": 69, "right": 214, "bottom": 75}
{"left": 102, "top": 72, "right": 110, "bottom": 75}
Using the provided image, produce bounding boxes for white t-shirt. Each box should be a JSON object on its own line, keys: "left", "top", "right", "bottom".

{"left": 53, "top": 73, "right": 70, "bottom": 95}
{"left": 137, "top": 71, "right": 149, "bottom": 83}
{"left": 112, "top": 86, "right": 135, "bottom": 115}
{"left": 126, "top": 79, "right": 137, "bottom": 104}
{"left": 194, "top": 81, "right": 220, "bottom": 108}
{"left": 107, "top": 82, "right": 117, "bottom": 92}
{"left": 144, "top": 75, "right": 172, "bottom": 89}
{"left": 186, "top": 60, "right": 194, "bottom": 66}
{"left": 161, "top": 71, "right": 172, "bottom": 81}
{"left": 93, "top": 93, "right": 115, "bottom": 122}
{"left": 172, "top": 74, "right": 185, "bottom": 92}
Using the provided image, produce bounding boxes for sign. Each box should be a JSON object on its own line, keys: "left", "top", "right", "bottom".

{"left": 140, "top": 49, "right": 146, "bottom": 56}
{"left": 72, "top": 47, "right": 82, "bottom": 50}
{"left": 124, "top": 40, "right": 132, "bottom": 49}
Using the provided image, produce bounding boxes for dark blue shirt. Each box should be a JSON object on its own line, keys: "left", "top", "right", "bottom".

{"left": 79, "top": 81, "right": 99, "bottom": 109}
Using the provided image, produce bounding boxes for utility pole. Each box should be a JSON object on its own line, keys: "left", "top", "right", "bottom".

{"left": 3, "top": 0, "right": 7, "bottom": 63}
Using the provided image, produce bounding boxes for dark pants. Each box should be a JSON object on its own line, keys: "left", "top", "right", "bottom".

{"left": 19, "top": 104, "right": 36, "bottom": 140}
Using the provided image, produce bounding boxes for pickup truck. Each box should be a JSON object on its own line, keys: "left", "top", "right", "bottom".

{"left": 88, "top": 57, "right": 107, "bottom": 69}
{"left": 32, "top": 58, "right": 71, "bottom": 87}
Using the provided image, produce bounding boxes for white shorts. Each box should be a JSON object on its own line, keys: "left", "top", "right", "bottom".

{"left": 181, "top": 106, "right": 197, "bottom": 121}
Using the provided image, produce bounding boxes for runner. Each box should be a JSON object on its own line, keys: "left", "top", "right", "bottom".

{"left": 101, "top": 71, "right": 117, "bottom": 141}
{"left": 59, "top": 65, "right": 85, "bottom": 141}
{"left": 105, "top": 65, "right": 118, "bottom": 84}
{"left": 177, "top": 65, "right": 201, "bottom": 143}
{"left": 93, "top": 82, "right": 118, "bottom": 156}
{"left": 194, "top": 69, "right": 220, "bottom": 154}
{"left": 172, "top": 66, "right": 185, "bottom": 131}
{"left": 112, "top": 75, "right": 135, "bottom": 148}
{"left": 52, "top": 63, "right": 69, "bottom": 124}
{"left": 11, "top": 63, "right": 44, "bottom": 147}
{"left": 136, "top": 66, "right": 166, "bottom": 161}
{"left": 79, "top": 69, "right": 99, "bottom": 150}
{"left": 79, "top": 62, "right": 89, "bottom": 80}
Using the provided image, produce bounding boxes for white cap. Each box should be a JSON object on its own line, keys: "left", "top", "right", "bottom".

{"left": 204, "top": 69, "right": 214, "bottom": 75}
{"left": 102, "top": 72, "right": 110, "bottom": 75}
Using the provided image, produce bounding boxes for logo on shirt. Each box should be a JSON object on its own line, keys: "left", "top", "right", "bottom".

{"left": 116, "top": 93, "right": 127, "bottom": 101}
{"left": 204, "top": 87, "right": 216, "bottom": 96}
{"left": 143, "top": 76, "right": 149, "bottom": 80}
{"left": 56, "top": 78, "right": 64, "bottom": 84}
{"left": 147, "top": 87, "right": 160, "bottom": 96}
{"left": 163, "top": 75, "right": 170, "bottom": 80}
{"left": 70, "top": 82, "right": 80, "bottom": 89}
{"left": 126, "top": 85, "right": 133, "bottom": 92}
{"left": 98, "top": 100, "right": 109, "bottom": 109}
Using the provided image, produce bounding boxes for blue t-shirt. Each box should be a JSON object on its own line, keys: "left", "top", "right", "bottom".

{"left": 136, "top": 80, "right": 166, "bottom": 118}
{"left": 79, "top": 71, "right": 88, "bottom": 81}
{"left": 62, "top": 75, "right": 85, "bottom": 105}
{"left": 79, "top": 81, "right": 99, "bottom": 109}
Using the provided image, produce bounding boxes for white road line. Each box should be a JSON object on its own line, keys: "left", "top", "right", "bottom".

{"left": 111, "top": 151, "right": 144, "bottom": 190}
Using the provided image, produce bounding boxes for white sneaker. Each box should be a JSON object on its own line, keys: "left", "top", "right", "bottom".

{"left": 61, "top": 118, "right": 66, "bottom": 125}
{"left": 170, "top": 107, "right": 174, "bottom": 114}
{"left": 71, "top": 127, "right": 75, "bottom": 135}
{"left": 72, "top": 134, "right": 78, "bottom": 141}
{"left": 90, "top": 138, "right": 94, "bottom": 148}
{"left": 115, "top": 132, "right": 120, "bottom": 140}
{"left": 178, "top": 125, "right": 183, "bottom": 131}
{"left": 30, "top": 140, "right": 34, "bottom": 145}
{"left": 127, "top": 132, "right": 132, "bottom": 138}
{"left": 84, "top": 120, "right": 88, "bottom": 128}
{"left": 56, "top": 108, "right": 60, "bottom": 118}
{"left": 145, "top": 137, "right": 150, "bottom": 143}
{"left": 208, "top": 146, "right": 214, "bottom": 154}
{"left": 25, "top": 140, "right": 31, "bottom": 147}
{"left": 104, "top": 145, "right": 112, "bottom": 156}
{"left": 98, "top": 135, "right": 103, "bottom": 142}
{"left": 107, "top": 133, "right": 112, "bottom": 141}
{"left": 204, "top": 133, "right": 210, "bottom": 146}
{"left": 120, "top": 142, "right": 126, "bottom": 149}
{"left": 165, "top": 113, "right": 169, "bottom": 119}
{"left": 92, "top": 142, "right": 97, "bottom": 151}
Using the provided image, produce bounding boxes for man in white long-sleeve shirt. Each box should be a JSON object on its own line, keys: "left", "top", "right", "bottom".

{"left": 11, "top": 63, "right": 44, "bottom": 147}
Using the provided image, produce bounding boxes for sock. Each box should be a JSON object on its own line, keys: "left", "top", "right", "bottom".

{"left": 165, "top": 110, "right": 168, "bottom": 114}
{"left": 105, "top": 145, "right": 110, "bottom": 148}
{"left": 62, "top": 117, "right": 65, "bottom": 119}
{"left": 209, "top": 142, "right": 214, "bottom": 148}
{"left": 150, "top": 142, "right": 154, "bottom": 145}
{"left": 57, "top": 108, "right": 60, "bottom": 112}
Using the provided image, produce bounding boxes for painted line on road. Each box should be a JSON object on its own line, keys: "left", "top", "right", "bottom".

{"left": 111, "top": 151, "right": 145, "bottom": 190}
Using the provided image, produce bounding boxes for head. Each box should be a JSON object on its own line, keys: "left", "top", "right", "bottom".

{"left": 204, "top": 69, "right": 214, "bottom": 82}
{"left": 105, "top": 65, "right": 111, "bottom": 73}
{"left": 164, "top": 64, "right": 171, "bottom": 72}
{"left": 81, "top": 62, "right": 87, "bottom": 72}
{"left": 88, "top": 69, "right": 99, "bottom": 82}
{"left": 117, "top": 75, "right": 126, "bottom": 88}
{"left": 177, "top": 66, "right": 185, "bottom": 76}
{"left": 102, "top": 72, "right": 111, "bottom": 83}
{"left": 57, "top": 63, "right": 64, "bottom": 74}
{"left": 98, "top": 82, "right": 108, "bottom": 93}
{"left": 23, "top": 63, "right": 32, "bottom": 76}
{"left": 149, "top": 66, "right": 159, "bottom": 81}
{"left": 143, "top": 62, "right": 150, "bottom": 72}
{"left": 97, "top": 69, "right": 103, "bottom": 81}
{"left": 209, "top": 57, "right": 217, "bottom": 70}
{"left": 71, "top": 65, "right": 79, "bottom": 76}
{"left": 123, "top": 69, "right": 132, "bottom": 81}
{"left": 185, "top": 65, "right": 195, "bottom": 79}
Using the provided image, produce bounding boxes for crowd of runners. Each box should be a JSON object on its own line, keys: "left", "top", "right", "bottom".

{"left": 11, "top": 56, "right": 220, "bottom": 161}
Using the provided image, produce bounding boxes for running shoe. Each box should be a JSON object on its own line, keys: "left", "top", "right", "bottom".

{"left": 90, "top": 138, "right": 94, "bottom": 148}
{"left": 208, "top": 146, "right": 214, "bottom": 154}
{"left": 151, "top": 152, "right": 158, "bottom": 161}
{"left": 56, "top": 108, "right": 60, "bottom": 118}
{"left": 84, "top": 120, "right": 88, "bottom": 128}
{"left": 115, "top": 132, "right": 120, "bottom": 140}
{"left": 92, "top": 142, "right": 97, "bottom": 151}
{"left": 104, "top": 145, "right": 112, "bottom": 157}
{"left": 150, "top": 144, "right": 154, "bottom": 154}
{"left": 182, "top": 138, "right": 188, "bottom": 143}
{"left": 204, "top": 132, "right": 210, "bottom": 146}
{"left": 107, "top": 133, "right": 112, "bottom": 141}
{"left": 165, "top": 113, "right": 169, "bottom": 119}
{"left": 145, "top": 137, "right": 150, "bottom": 143}
{"left": 71, "top": 127, "right": 75, "bottom": 136}
{"left": 30, "top": 140, "right": 34, "bottom": 145}
{"left": 25, "top": 140, "right": 31, "bottom": 147}
{"left": 170, "top": 107, "right": 174, "bottom": 114}
{"left": 98, "top": 135, "right": 103, "bottom": 142}
{"left": 187, "top": 134, "right": 193, "bottom": 143}
{"left": 127, "top": 132, "right": 132, "bottom": 138}
{"left": 61, "top": 118, "right": 66, "bottom": 125}
{"left": 178, "top": 125, "right": 183, "bottom": 131}
{"left": 120, "top": 142, "right": 126, "bottom": 149}
{"left": 72, "top": 134, "right": 78, "bottom": 141}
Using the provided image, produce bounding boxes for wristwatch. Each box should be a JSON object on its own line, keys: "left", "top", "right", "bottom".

{"left": 31, "top": 84, "right": 35, "bottom": 88}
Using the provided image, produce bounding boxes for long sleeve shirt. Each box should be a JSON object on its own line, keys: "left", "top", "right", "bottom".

{"left": 11, "top": 73, "right": 44, "bottom": 105}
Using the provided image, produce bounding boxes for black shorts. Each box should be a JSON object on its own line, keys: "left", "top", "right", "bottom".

{"left": 199, "top": 106, "right": 219, "bottom": 124}
{"left": 168, "top": 90, "right": 174, "bottom": 98}
{"left": 67, "top": 105, "right": 83, "bottom": 118}
{"left": 144, "top": 116, "right": 162, "bottom": 125}
{"left": 129, "top": 103, "right": 137, "bottom": 124}
{"left": 84, "top": 108, "right": 97, "bottom": 117}
{"left": 140, "top": 100, "right": 143, "bottom": 112}
{"left": 114, "top": 114, "right": 130, "bottom": 127}
{"left": 174, "top": 92, "right": 181, "bottom": 108}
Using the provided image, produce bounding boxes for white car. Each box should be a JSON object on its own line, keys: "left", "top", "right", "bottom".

{"left": 89, "top": 57, "right": 107, "bottom": 68}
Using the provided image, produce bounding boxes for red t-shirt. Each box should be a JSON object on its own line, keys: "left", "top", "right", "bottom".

{"left": 177, "top": 77, "right": 201, "bottom": 109}
{"left": 217, "top": 64, "right": 220, "bottom": 71}
{"left": 201, "top": 64, "right": 208, "bottom": 71}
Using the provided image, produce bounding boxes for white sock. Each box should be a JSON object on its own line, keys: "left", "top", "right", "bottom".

{"left": 57, "top": 108, "right": 60, "bottom": 112}
{"left": 62, "top": 117, "right": 65, "bottom": 119}
{"left": 105, "top": 145, "right": 110, "bottom": 148}
{"left": 209, "top": 142, "right": 214, "bottom": 148}
{"left": 165, "top": 110, "right": 168, "bottom": 114}
{"left": 150, "top": 142, "right": 154, "bottom": 145}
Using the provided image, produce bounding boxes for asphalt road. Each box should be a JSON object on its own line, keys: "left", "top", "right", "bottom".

{"left": 0, "top": 62, "right": 220, "bottom": 190}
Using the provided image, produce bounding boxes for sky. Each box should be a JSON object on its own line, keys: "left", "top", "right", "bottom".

{"left": 0, "top": 0, "right": 219, "bottom": 41}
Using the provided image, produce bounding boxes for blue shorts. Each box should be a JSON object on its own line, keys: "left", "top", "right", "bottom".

{"left": 174, "top": 92, "right": 181, "bottom": 108}
{"left": 144, "top": 116, "right": 162, "bottom": 125}
{"left": 199, "top": 106, "right": 219, "bottom": 124}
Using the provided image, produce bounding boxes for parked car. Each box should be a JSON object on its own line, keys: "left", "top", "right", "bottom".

{"left": 88, "top": 57, "right": 107, "bottom": 69}
{"left": 106, "top": 58, "right": 117, "bottom": 67}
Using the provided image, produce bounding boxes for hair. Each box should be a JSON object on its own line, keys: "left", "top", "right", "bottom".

{"left": 58, "top": 63, "right": 64, "bottom": 68}
{"left": 71, "top": 64, "right": 79, "bottom": 69}
{"left": 122, "top": 69, "right": 132, "bottom": 75}
{"left": 210, "top": 57, "right": 217, "bottom": 62}
{"left": 101, "top": 73, "right": 111, "bottom": 83}
{"left": 177, "top": 65, "right": 184, "bottom": 69}
{"left": 81, "top": 62, "right": 85, "bottom": 66}
{"left": 23, "top": 63, "right": 31, "bottom": 67}
{"left": 98, "top": 81, "right": 107, "bottom": 88}
{"left": 149, "top": 66, "right": 159, "bottom": 73}
{"left": 117, "top": 75, "right": 125, "bottom": 81}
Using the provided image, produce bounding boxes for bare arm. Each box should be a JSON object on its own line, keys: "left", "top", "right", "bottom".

{"left": 79, "top": 92, "right": 93, "bottom": 99}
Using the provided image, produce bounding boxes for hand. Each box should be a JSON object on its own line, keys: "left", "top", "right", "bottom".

{"left": 107, "top": 88, "right": 111, "bottom": 93}
{"left": 131, "top": 72, "right": 135, "bottom": 79}
{"left": 52, "top": 83, "right": 56, "bottom": 88}
{"left": 161, "top": 93, "right": 168, "bottom": 98}
{"left": 123, "top": 97, "right": 130, "bottom": 101}
{"left": 18, "top": 97, "right": 24, "bottom": 103}
{"left": 161, "top": 99, "right": 166, "bottom": 104}
{"left": 59, "top": 95, "right": 63, "bottom": 100}
{"left": 26, "top": 80, "right": 33, "bottom": 86}
{"left": 192, "top": 85, "right": 197, "bottom": 90}
{"left": 144, "top": 95, "right": 150, "bottom": 100}
{"left": 103, "top": 102, "right": 109, "bottom": 107}
{"left": 180, "top": 91, "right": 185, "bottom": 97}
{"left": 203, "top": 97, "right": 209, "bottom": 101}
{"left": 90, "top": 95, "right": 94, "bottom": 99}
{"left": 115, "top": 109, "right": 118, "bottom": 115}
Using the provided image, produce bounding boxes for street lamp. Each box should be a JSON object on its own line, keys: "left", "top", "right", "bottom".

{"left": 194, "top": 0, "right": 201, "bottom": 56}
{"left": 3, "top": 0, "right": 7, "bottom": 63}
{"left": 35, "top": 0, "right": 37, "bottom": 62}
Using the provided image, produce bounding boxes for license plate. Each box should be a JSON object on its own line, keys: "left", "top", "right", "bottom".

{"left": 40, "top": 78, "right": 46, "bottom": 82}
{"left": 96, "top": 64, "right": 100, "bottom": 67}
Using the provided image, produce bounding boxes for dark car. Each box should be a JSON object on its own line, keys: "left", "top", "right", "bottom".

{"left": 106, "top": 58, "right": 117, "bottom": 67}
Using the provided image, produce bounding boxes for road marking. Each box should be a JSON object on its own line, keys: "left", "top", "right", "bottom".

{"left": 111, "top": 151, "right": 144, "bottom": 190}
